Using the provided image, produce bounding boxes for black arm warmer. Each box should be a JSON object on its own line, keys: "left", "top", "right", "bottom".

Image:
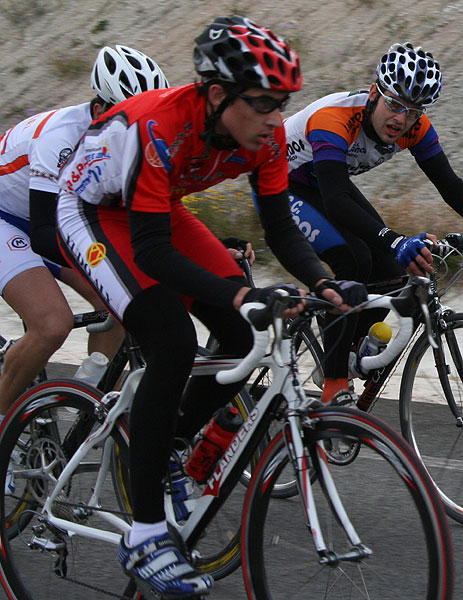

{"left": 313, "top": 160, "right": 401, "bottom": 251}
{"left": 417, "top": 150, "right": 463, "bottom": 217}
{"left": 129, "top": 210, "right": 243, "bottom": 308}
{"left": 254, "top": 190, "right": 330, "bottom": 289}
{"left": 29, "top": 188, "right": 69, "bottom": 266}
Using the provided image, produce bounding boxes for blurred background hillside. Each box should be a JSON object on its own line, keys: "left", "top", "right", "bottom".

{"left": 1, "top": 0, "right": 462, "bottom": 263}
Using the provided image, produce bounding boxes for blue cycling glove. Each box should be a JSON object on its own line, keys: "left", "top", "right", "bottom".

{"left": 391, "top": 233, "right": 427, "bottom": 268}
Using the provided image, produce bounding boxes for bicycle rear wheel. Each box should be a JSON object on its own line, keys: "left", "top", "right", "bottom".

{"left": 0, "top": 380, "right": 134, "bottom": 600}
{"left": 400, "top": 312, "right": 463, "bottom": 523}
{"left": 242, "top": 407, "right": 453, "bottom": 599}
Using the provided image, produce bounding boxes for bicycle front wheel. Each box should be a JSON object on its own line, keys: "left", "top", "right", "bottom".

{"left": 0, "top": 380, "right": 134, "bottom": 600}
{"left": 400, "top": 312, "right": 463, "bottom": 523}
{"left": 242, "top": 407, "right": 453, "bottom": 600}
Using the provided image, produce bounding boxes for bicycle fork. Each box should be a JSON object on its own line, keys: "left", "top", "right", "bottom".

{"left": 284, "top": 413, "right": 372, "bottom": 566}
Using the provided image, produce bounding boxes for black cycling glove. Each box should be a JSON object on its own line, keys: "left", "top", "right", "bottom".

{"left": 315, "top": 279, "right": 368, "bottom": 307}
{"left": 242, "top": 284, "right": 302, "bottom": 308}
{"left": 221, "top": 237, "right": 249, "bottom": 252}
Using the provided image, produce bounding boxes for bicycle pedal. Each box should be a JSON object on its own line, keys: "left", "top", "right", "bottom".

{"left": 330, "top": 390, "right": 358, "bottom": 407}
{"left": 133, "top": 577, "right": 206, "bottom": 600}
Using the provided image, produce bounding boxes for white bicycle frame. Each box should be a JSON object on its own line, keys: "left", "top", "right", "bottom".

{"left": 33, "top": 289, "right": 423, "bottom": 556}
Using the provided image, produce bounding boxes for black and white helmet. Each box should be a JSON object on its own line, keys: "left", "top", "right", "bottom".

{"left": 91, "top": 45, "right": 169, "bottom": 105}
{"left": 377, "top": 42, "right": 442, "bottom": 107}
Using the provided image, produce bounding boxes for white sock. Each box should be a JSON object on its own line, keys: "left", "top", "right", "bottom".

{"left": 128, "top": 520, "right": 168, "bottom": 547}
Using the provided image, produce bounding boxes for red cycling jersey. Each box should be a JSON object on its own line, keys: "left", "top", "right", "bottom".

{"left": 60, "top": 83, "right": 288, "bottom": 212}
{"left": 56, "top": 83, "right": 308, "bottom": 319}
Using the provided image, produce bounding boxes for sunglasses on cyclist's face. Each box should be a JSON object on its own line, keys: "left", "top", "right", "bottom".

{"left": 237, "top": 93, "right": 291, "bottom": 114}
{"left": 376, "top": 85, "right": 426, "bottom": 120}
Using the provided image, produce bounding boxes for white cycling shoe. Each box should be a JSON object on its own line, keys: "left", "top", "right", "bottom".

{"left": 5, "top": 467, "right": 15, "bottom": 495}
{"left": 118, "top": 531, "right": 213, "bottom": 598}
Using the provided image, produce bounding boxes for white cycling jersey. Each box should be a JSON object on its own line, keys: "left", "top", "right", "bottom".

{"left": 0, "top": 102, "right": 92, "bottom": 220}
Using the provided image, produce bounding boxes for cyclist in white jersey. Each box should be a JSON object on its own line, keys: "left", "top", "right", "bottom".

{"left": 0, "top": 45, "right": 169, "bottom": 438}
{"left": 282, "top": 42, "right": 463, "bottom": 403}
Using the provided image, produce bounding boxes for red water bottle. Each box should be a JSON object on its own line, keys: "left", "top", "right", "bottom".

{"left": 185, "top": 406, "right": 243, "bottom": 483}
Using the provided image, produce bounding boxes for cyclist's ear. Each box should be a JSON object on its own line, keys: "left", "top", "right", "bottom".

{"left": 207, "top": 84, "right": 227, "bottom": 109}
{"left": 368, "top": 83, "right": 378, "bottom": 102}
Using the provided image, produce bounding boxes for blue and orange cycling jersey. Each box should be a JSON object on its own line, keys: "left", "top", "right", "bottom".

{"left": 284, "top": 90, "right": 441, "bottom": 187}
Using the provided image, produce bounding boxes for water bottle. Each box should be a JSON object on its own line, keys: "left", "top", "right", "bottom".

{"left": 185, "top": 406, "right": 243, "bottom": 484}
{"left": 349, "top": 322, "right": 392, "bottom": 379}
{"left": 73, "top": 351, "right": 109, "bottom": 386}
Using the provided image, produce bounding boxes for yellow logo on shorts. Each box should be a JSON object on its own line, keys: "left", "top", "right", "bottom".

{"left": 86, "top": 242, "right": 106, "bottom": 267}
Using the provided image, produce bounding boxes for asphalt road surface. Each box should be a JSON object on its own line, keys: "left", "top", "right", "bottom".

{"left": 1, "top": 278, "right": 463, "bottom": 598}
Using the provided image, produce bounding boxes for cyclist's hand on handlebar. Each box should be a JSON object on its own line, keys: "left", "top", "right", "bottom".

{"left": 238, "top": 284, "right": 306, "bottom": 318}
{"left": 221, "top": 237, "right": 256, "bottom": 265}
{"left": 391, "top": 232, "right": 436, "bottom": 275}
{"left": 314, "top": 279, "right": 368, "bottom": 312}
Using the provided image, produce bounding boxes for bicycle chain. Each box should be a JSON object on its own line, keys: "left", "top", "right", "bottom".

{"left": 6, "top": 493, "right": 133, "bottom": 519}
{"left": 57, "top": 574, "right": 137, "bottom": 599}
{"left": 52, "top": 496, "right": 133, "bottom": 519}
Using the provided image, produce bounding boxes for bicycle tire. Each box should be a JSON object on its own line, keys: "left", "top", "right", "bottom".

{"left": 400, "top": 311, "right": 463, "bottom": 523}
{"left": 0, "top": 379, "right": 136, "bottom": 600}
{"left": 241, "top": 406, "right": 453, "bottom": 599}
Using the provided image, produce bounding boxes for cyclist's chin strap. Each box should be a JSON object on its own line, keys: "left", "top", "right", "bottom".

{"left": 362, "top": 98, "right": 389, "bottom": 147}
{"left": 200, "top": 95, "right": 240, "bottom": 153}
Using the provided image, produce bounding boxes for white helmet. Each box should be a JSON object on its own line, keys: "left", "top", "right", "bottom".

{"left": 91, "top": 44, "right": 169, "bottom": 105}
{"left": 377, "top": 42, "right": 442, "bottom": 107}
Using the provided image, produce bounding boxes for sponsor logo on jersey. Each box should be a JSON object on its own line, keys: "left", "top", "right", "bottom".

{"left": 57, "top": 147, "right": 73, "bottom": 169}
{"left": 7, "top": 235, "right": 29, "bottom": 251}
{"left": 286, "top": 138, "right": 306, "bottom": 162}
{"left": 86, "top": 242, "right": 106, "bottom": 267}
{"left": 346, "top": 110, "right": 363, "bottom": 135}
{"left": 146, "top": 121, "right": 172, "bottom": 172}
{"left": 145, "top": 142, "right": 164, "bottom": 167}
{"left": 289, "top": 199, "right": 320, "bottom": 244}
{"left": 65, "top": 144, "right": 110, "bottom": 193}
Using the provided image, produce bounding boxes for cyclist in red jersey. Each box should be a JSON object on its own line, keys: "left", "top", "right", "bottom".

{"left": 283, "top": 42, "right": 463, "bottom": 403}
{"left": 54, "top": 16, "right": 367, "bottom": 597}
{"left": 0, "top": 45, "right": 169, "bottom": 495}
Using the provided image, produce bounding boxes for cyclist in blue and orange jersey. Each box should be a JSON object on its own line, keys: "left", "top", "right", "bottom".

{"left": 54, "top": 16, "right": 367, "bottom": 598}
{"left": 283, "top": 42, "right": 463, "bottom": 404}
{"left": 0, "top": 45, "right": 169, "bottom": 425}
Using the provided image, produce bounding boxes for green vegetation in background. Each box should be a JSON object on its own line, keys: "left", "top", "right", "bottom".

{"left": 49, "top": 56, "right": 90, "bottom": 79}
{"left": 183, "top": 184, "right": 272, "bottom": 262}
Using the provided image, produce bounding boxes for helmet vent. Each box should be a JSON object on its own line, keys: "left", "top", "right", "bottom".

{"left": 136, "top": 73, "right": 147, "bottom": 92}
{"left": 268, "top": 74, "right": 281, "bottom": 86}
{"left": 264, "top": 53, "right": 274, "bottom": 69}
{"left": 126, "top": 55, "right": 142, "bottom": 70}
{"left": 104, "top": 53, "right": 117, "bottom": 75}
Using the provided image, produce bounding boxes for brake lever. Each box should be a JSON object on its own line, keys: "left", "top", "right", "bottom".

{"left": 269, "top": 290, "right": 290, "bottom": 366}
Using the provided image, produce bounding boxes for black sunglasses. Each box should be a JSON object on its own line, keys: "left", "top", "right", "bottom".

{"left": 237, "top": 93, "right": 291, "bottom": 114}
